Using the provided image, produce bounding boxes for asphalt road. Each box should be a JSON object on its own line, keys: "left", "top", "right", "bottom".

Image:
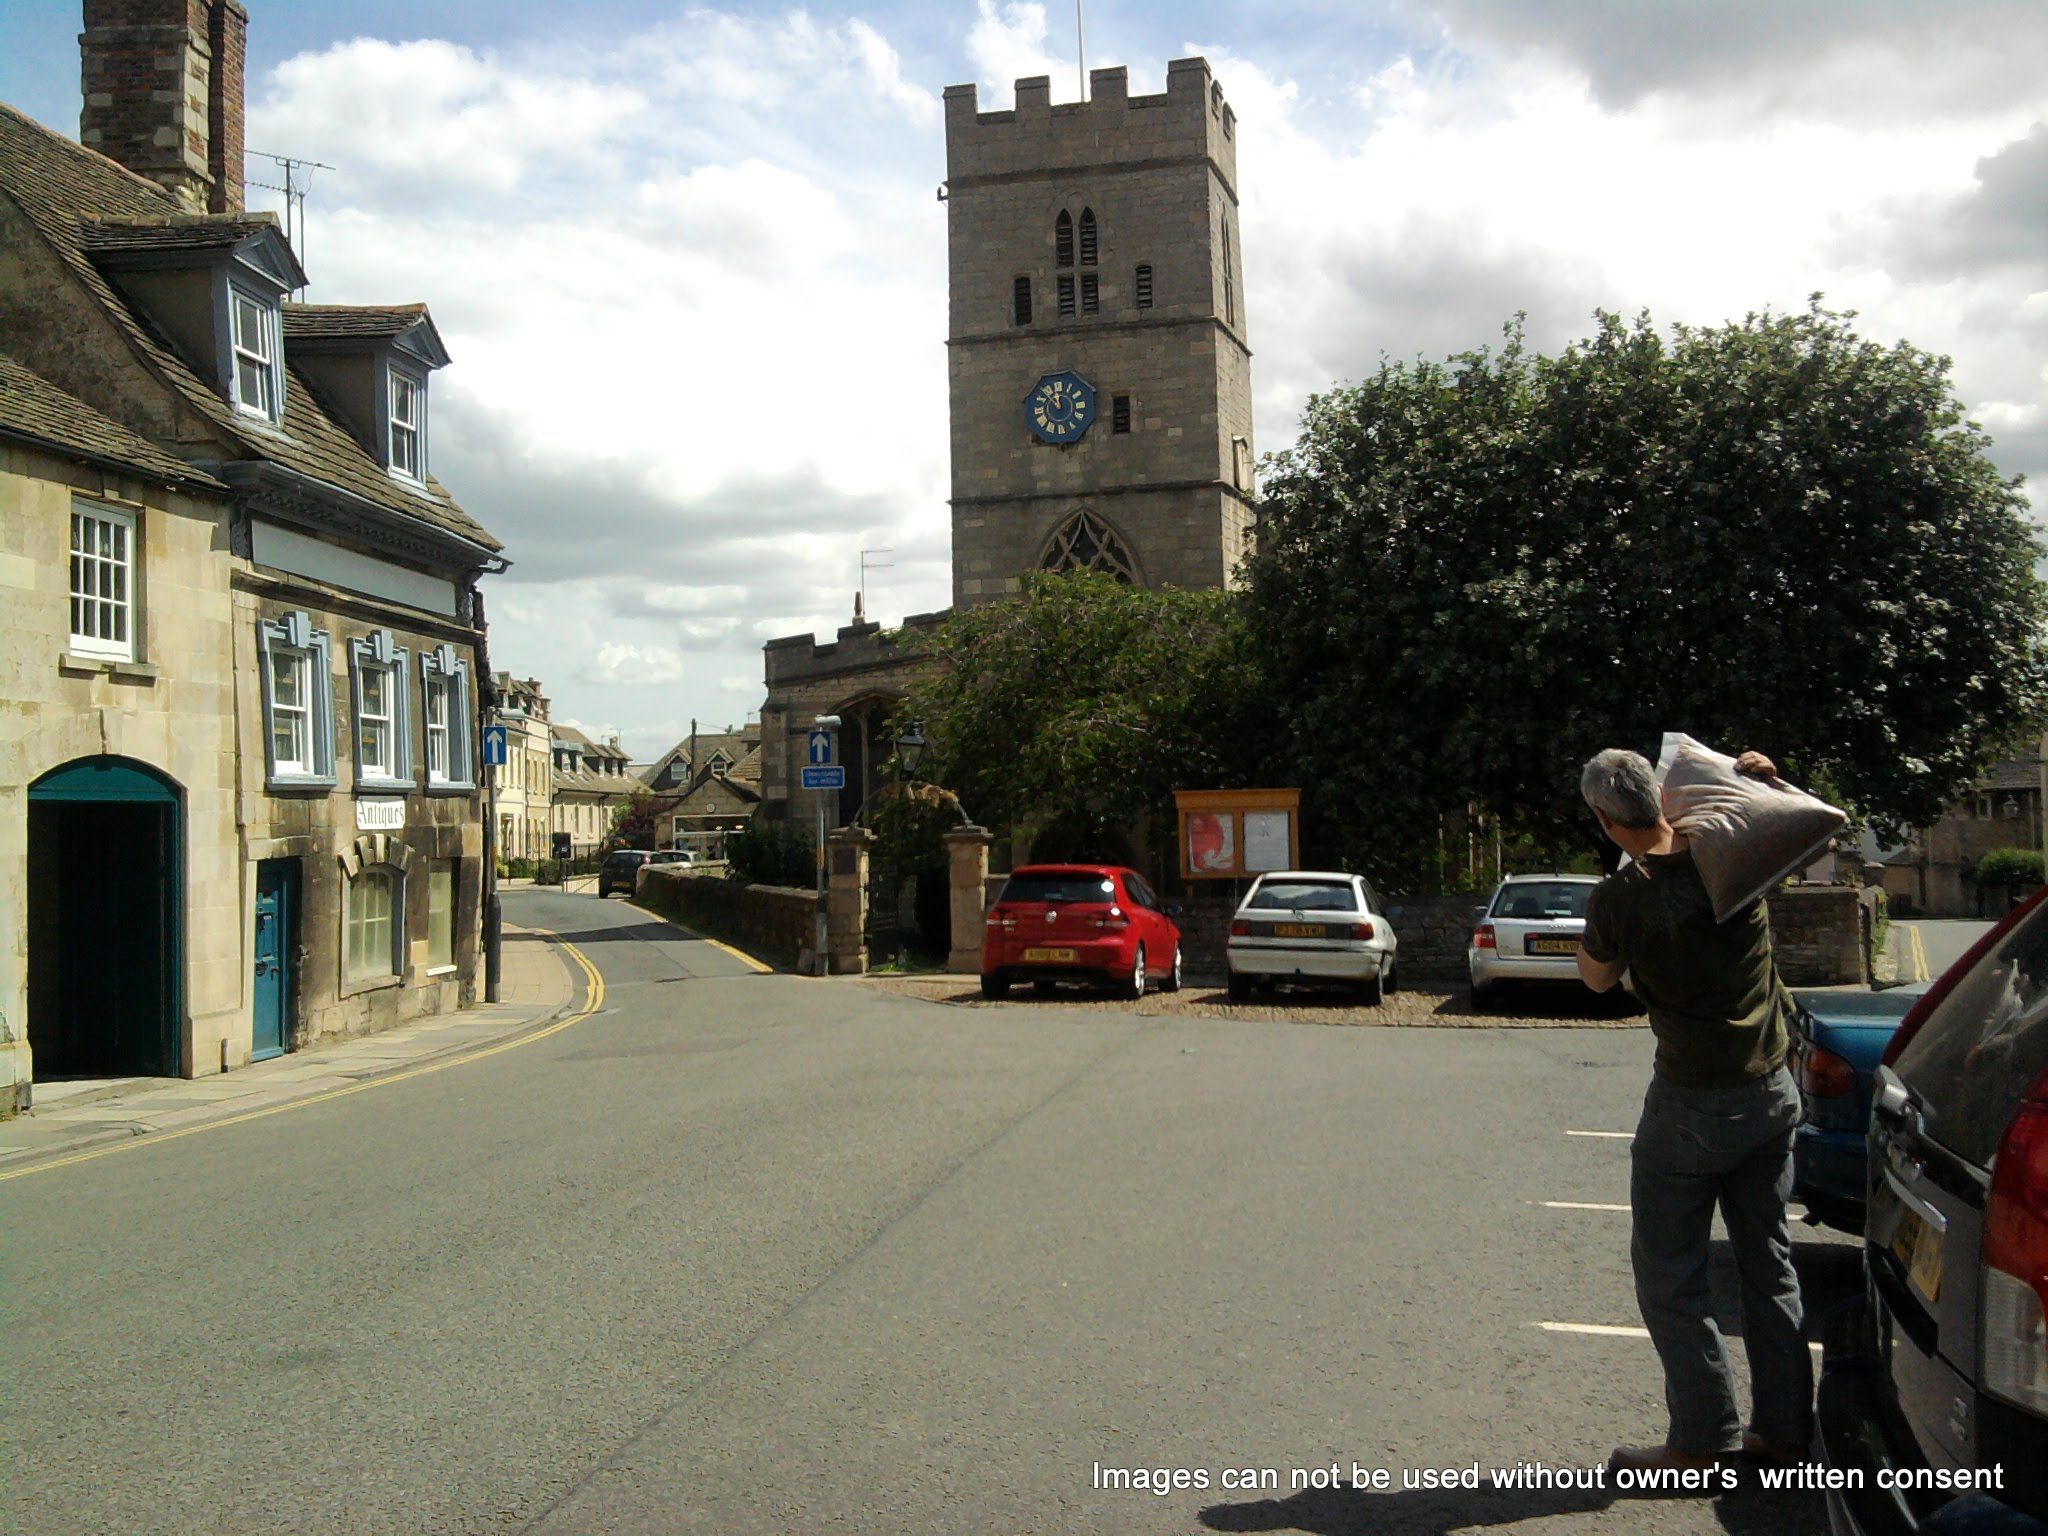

{"left": 1889, "top": 918, "right": 1994, "bottom": 984}
{"left": 2, "top": 888, "right": 1860, "bottom": 1536}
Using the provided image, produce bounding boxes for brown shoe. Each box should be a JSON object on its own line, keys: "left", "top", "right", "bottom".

{"left": 1608, "top": 1443, "right": 1740, "bottom": 1476}
{"left": 1741, "top": 1430, "right": 1812, "bottom": 1467}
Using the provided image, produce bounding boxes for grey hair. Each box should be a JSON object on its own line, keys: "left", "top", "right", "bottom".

{"left": 1581, "top": 749, "right": 1663, "bottom": 829}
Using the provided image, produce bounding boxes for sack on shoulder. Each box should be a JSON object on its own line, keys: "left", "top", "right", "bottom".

{"left": 1655, "top": 733, "right": 1848, "bottom": 923}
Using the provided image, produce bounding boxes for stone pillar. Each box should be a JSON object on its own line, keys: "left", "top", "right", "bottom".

{"left": 826, "top": 826, "right": 875, "bottom": 975}
{"left": 944, "top": 825, "right": 994, "bottom": 973}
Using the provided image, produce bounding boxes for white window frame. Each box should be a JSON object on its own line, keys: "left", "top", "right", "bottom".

{"left": 388, "top": 366, "right": 426, "bottom": 481}
{"left": 426, "top": 859, "right": 457, "bottom": 974}
{"left": 420, "top": 644, "right": 475, "bottom": 791}
{"left": 259, "top": 611, "right": 336, "bottom": 788}
{"left": 68, "top": 501, "right": 137, "bottom": 661}
{"left": 344, "top": 864, "right": 402, "bottom": 986}
{"left": 349, "top": 632, "right": 413, "bottom": 792}
{"left": 229, "top": 285, "right": 281, "bottom": 421}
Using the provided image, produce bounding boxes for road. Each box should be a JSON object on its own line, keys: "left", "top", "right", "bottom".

{"left": 2, "top": 888, "right": 1858, "bottom": 1536}
{"left": 1889, "top": 918, "right": 1994, "bottom": 984}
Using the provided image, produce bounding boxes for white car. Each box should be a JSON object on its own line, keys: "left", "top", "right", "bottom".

{"left": 1226, "top": 870, "right": 1399, "bottom": 1004}
{"left": 1468, "top": 874, "right": 1599, "bottom": 1002}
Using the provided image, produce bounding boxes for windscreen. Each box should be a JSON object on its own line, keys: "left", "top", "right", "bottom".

{"left": 1891, "top": 899, "right": 2048, "bottom": 1167}
{"left": 1248, "top": 880, "right": 1357, "bottom": 912}
{"left": 1490, "top": 882, "right": 1594, "bottom": 920}
{"left": 999, "top": 873, "right": 1116, "bottom": 904}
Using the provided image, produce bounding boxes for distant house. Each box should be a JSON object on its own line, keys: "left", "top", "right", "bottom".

{"left": 640, "top": 725, "right": 762, "bottom": 859}
{"left": 0, "top": 0, "right": 503, "bottom": 1112}
{"left": 550, "top": 726, "right": 640, "bottom": 855}
{"left": 489, "top": 674, "right": 552, "bottom": 862}
{"left": 1884, "top": 755, "right": 2044, "bottom": 916}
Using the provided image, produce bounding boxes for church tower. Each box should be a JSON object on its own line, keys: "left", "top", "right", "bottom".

{"left": 942, "top": 58, "right": 1254, "bottom": 607}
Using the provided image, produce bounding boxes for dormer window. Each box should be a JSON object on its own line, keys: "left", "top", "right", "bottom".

{"left": 230, "top": 287, "right": 281, "bottom": 420}
{"left": 388, "top": 368, "right": 424, "bottom": 480}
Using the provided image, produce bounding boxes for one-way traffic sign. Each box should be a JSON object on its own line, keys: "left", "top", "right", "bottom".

{"left": 806, "top": 729, "right": 834, "bottom": 766}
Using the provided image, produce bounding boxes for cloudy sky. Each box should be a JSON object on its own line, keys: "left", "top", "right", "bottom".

{"left": 3, "top": 1, "right": 2043, "bottom": 760}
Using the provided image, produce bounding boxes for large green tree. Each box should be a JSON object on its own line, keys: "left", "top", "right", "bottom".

{"left": 1248, "top": 302, "right": 2048, "bottom": 883}
{"left": 901, "top": 571, "right": 1265, "bottom": 857}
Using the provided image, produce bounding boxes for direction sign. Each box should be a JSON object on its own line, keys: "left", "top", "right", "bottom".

{"left": 806, "top": 729, "right": 835, "bottom": 766}
{"left": 801, "top": 766, "right": 847, "bottom": 791}
{"left": 482, "top": 724, "right": 508, "bottom": 767}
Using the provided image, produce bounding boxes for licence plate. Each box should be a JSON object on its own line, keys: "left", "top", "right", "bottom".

{"left": 1023, "top": 947, "right": 1077, "bottom": 963}
{"left": 1892, "top": 1208, "right": 1945, "bottom": 1303}
{"left": 1527, "top": 936, "right": 1580, "bottom": 955}
{"left": 1273, "top": 923, "right": 1327, "bottom": 939}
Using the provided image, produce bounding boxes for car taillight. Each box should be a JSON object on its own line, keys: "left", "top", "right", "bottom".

{"left": 1473, "top": 924, "right": 1496, "bottom": 950}
{"left": 1091, "top": 907, "right": 1130, "bottom": 930}
{"left": 1982, "top": 1082, "right": 2048, "bottom": 1413}
{"left": 1883, "top": 884, "right": 2048, "bottom": 1067}
{"left": 1229, "top": 920, "right": 1250, "bottom": 937}
{"left": 1797, "top": 1044, "right": 1855, "bottom": 1099}
{"left": 985, "top": 906, "right": 1017, "bottom": 931}
{"left": 1352, "top": 922, "right": 1374, "bottom": 941}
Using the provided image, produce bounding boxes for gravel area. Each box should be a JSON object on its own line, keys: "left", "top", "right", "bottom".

{"left": 859, "top": 971, "right": 1649, "bottom": 1028}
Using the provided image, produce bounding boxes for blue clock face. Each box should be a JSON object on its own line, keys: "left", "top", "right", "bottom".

{"left": 1025, "top": 371, "right": 1096, "bottom": 444}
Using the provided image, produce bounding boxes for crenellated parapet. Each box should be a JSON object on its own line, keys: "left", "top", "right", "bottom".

{"left": 762, "top": 610, "right": 949, "bottom": 688}
{"left": 943, "top": 57, "right": 1237, "bottom": 195}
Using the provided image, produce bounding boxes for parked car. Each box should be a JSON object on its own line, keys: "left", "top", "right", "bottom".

{"left": 1789, "top": 983, "right": 1928, "bottom": 1234}
{"left": 1818, "top": 886, "right": 2048, "bottom": 1535}
{"left": 649, "top": 849, "right": 696, "bottom": 867}
{"left": 598, "top": 848, "right": 653, "bottom": 897}
{"left": 981, "top": 865, "right": 1182, "bottom": 1000}
{"left": 1468, "top": 874, "right": 1598, "bottom": 1002}
{"left": 1225, "top": 871, "right": 1398, "bottom": 1004}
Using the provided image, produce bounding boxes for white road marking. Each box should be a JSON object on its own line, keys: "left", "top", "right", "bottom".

{"left": 1536, "top": 1201, "right": 1630, "bottom": 1211}
{"left": 1566, "top": 1130, "right": 1634, "bottom": 1139}
{"left": 1535, "top": 1322, "right": 1824, "bottom": 1354}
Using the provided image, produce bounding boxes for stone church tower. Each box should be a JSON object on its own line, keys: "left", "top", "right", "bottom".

{"left": 943, "top": 58, "right": 1254, "bottom": 606}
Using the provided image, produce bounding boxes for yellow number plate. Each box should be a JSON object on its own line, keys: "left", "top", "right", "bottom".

{"left": 1023, "top": 947, "right": 1077, "bottom": 963}
{"left": 1893, "top": 1209, "right": 1945, "bottom": 1303}
{"left": 1273, "top": 923, "right": 1327, "bottom": 938}
{"left": 1528, "top": 937, "right": 1580, "bottom": 955}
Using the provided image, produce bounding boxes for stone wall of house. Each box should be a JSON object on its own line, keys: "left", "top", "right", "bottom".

{"left": 1768, "top": 885, "right": 1867, "bottom": 986}
{"left": 638, "top": 866, "right": 818, "bottom": 971}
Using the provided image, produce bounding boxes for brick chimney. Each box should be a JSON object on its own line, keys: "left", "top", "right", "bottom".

{"left": 80, "top": 0, "right": 247, "bottom": 213}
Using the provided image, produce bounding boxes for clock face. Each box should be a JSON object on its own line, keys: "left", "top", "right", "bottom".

{"left": 1025, "top": 370, "right": 1096, "bottom": 444}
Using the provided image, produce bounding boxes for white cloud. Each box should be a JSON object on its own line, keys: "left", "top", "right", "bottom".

{"left": 967, "top": 1, "right": 1074, "bottom": 107}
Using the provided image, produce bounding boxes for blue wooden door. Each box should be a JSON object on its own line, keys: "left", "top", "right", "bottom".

{"left": 252, "top": 860, "right": 293, "bottom": 1061}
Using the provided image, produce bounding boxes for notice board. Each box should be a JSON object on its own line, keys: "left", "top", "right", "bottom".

{"left": 1174, "top": 789, "right": 1301, "bottom": 880}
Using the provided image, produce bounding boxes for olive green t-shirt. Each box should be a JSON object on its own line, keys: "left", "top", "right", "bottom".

{"left": 1582, "top": 846, "right": 1794, "bottom": 1089}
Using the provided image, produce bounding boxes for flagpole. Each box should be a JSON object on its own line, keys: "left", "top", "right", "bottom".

{"left": 1076, "top": 0, "right": 1086, "bottom": 100}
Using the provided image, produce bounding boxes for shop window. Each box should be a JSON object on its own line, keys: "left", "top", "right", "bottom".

{"left": 345, "top": 866, "right": 400, "bottom": 984}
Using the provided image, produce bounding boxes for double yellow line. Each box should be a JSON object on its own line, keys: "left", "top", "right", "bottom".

{"left": 0, "top": 933, "right": 603, "bottom": 1184}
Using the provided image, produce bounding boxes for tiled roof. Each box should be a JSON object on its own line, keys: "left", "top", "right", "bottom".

{"left": 0, "top": 351, "right": 226, "bottom": 489}
{"left": 79, "top": 214, "right": 280, "bottom": 253}
{"left": 0, "top": 103, "right": 500, "bottom": 556}
{"left": 283, "top": 302, "right": 431, "bottom": 341}
{"left": 1981, "top": 757, "right": 2040, "bottom": 793}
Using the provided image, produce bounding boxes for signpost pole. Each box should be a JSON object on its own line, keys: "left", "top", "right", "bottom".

{"left": 484, "top": 716, "right": 501, "bottom": 1003}
{"left": 810, "top": 716, "right": 840, "bottom": 977}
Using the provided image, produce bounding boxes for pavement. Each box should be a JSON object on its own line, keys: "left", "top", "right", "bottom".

{"left": 0, "top": 918, "right": 586, "bottom": 1177}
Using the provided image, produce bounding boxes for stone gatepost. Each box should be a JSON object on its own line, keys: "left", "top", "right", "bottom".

{"left": 826, "top": 826, "right": 876, "bottom": 975}
{"left": 944, "top": 825, "right": 994, "bottom": 973}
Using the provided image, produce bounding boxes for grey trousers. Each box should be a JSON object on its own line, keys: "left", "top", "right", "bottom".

{"left": 1629, "top": 1066, "right": 1812, "bottom": 1453}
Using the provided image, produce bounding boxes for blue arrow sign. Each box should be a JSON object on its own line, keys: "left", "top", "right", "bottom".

{"left": 801, "top": 766, "right": 846, "bottom": 790}
{"left": 806, "top": 729, "right": 834, "bottom": 766}
{"left": 482, "top": 724, "right": 508, "bottom": 767}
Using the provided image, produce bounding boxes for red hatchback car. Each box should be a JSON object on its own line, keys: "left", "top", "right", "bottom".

{"left": 981, "top": 864, "right": 1183, "bottom": 999}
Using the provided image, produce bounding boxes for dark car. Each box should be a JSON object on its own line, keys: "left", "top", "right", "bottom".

{"left": 981, "top": 864, "right": 1182, "bottom": 999}
{"left": 1818, "top": 887, "right": 2048, "bottom": 1535}
{"left": 598, "top": 849, "right": 653, "bottom": 898}
{"left": 1791, "top": 984, "right": 1928, "bottom": 1234}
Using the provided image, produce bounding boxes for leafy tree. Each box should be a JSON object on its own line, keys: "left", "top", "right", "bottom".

{"left": 1976, "top": 847, "right": 2045, "bottom": 889}
{"left": 726, "top": 820, "right": 815, "bottom": 888}
{"left": 1248, "top": 302, "right": 2048, "bottom": 884}
{"left": 607, "top": 789, "right": 662, "bottom": 850}
{"left": 901, "top": 571, "right": 1267, "bottom": 855}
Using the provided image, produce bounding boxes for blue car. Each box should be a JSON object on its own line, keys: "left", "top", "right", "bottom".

{"left": 1789, "top": 984, "right": 1927, "bottom": 1233}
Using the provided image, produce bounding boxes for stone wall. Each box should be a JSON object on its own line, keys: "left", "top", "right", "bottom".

{"left": 638, "top": 866, "right": 818, "bottom": 972}
{"left": 1768, "top": 884, "right": 1867, "bottom": 986}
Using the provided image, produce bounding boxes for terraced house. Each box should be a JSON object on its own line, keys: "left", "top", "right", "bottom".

{"left": 0, "top": 0, "right": 505, "bottom": 1113}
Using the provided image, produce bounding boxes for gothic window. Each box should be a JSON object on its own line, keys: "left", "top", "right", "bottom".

{"left": 1112, "top": 394, "right": 1132, "bottom": 433}
{"left": 1135, "top": 263, "right": 1153, "bottom": 309}
{"left": 1057, "top": 274, "right": 1076, "bottom": 317}
{"left": 1080, "top": 272, "right": 1099, "bottom": 314}
{"left": 1222, "top": 219, "right": 1236, "bottom": 327}
{"left": 1055, "top": 210, "right": 1075, "bottom": 268}
{"left": 1012, "top": 274, "right": 1033, "bottom": 326}
{"left": 1041, "top": 510, "right": 1136, "bottom": 583}
{"left": 1078, "top": 207, "right": 1098, "bottom": 265}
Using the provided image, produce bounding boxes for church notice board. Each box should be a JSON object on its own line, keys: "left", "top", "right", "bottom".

{"left": 1176, "top": 789, "right": 1301, "bottom": 880}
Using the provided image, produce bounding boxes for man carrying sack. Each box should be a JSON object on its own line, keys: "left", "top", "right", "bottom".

{"left": 1575, "top": 742, "right": 1841, "bottom": 1476}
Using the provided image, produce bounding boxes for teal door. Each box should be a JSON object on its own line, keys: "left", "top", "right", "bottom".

{"left": 252, "top": 860, "right": 294, "bottom": 1061}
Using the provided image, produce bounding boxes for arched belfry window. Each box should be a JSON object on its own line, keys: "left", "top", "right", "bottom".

{"left": 1042, "top": 510, "right": 1136, "bottom": 582}
{"left": 1078, "top": 208, "right": 1098, "bottom": 265}
{"left": 1055, "top": 210, "right": 1075, "bottom": 268}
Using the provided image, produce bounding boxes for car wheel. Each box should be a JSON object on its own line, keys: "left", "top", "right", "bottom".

{"left": 1122, "top": 944, "right": 1147, "bottom": 1000}
{"left": 1469, "top": 974, "right": 1492, "bottom": 1008}
{"left": 1227, "top": 973, "right": 1252, "bottom": 1003}
{"left": 1382, "top": 959, "right": 1398, "bottom": 996}
{"left": 1160, "top": 945, "right": 1183, "bottom": 993}
{"left": 980, "top": 973, "right": 1010, "bottom": 1000}
{"left": 1359, "top": 964, "right": 1385, "bottom": 1007}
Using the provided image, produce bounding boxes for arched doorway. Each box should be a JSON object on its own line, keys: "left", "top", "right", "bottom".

{"left": 27, "top": 756, "right": 182, "bottom": 1079}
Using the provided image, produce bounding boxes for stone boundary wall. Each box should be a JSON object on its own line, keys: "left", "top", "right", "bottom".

{"left": 638, "top": 867, "right": 819, "bottom": 971}
{"left": 1769, "top": 884, "right": 1867, "bottom": 986}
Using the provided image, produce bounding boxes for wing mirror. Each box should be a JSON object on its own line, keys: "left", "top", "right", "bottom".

{"left": 1165, "top": 903, "right": 1184, "bottom": 918}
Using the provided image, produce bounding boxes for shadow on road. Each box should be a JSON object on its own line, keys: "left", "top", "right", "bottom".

{"left": 1197, "top": 1473, "right": 1827, "bottom": 1535}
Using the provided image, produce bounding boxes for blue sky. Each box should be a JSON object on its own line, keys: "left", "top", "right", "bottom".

{"left": 4, "top": 2, "right": 2044, "bottom": 759}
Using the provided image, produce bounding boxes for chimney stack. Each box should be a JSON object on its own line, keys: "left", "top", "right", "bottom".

{"left": 80, "top": 0, "right": 247, "bottom": 214}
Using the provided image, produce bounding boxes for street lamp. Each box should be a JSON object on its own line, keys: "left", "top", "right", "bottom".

{"left": 897, "top": 721, "right": 926, "bottom": 780}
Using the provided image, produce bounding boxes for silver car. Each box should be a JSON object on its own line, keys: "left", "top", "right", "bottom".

{"left": 1226, "top": 871, "right": 1399, "bottom": 1004}
{"left": 1468, "top": 874, "right": 1599, "bottom": 1002}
